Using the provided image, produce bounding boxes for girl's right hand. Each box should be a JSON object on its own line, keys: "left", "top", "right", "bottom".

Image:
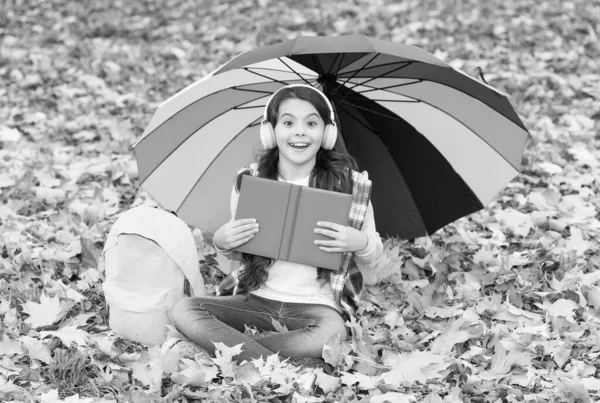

{"left": 213, "top": 218, "right": 259, "bottom": 250}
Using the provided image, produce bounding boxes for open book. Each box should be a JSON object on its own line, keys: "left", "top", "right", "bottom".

{"left": 233, "top": 175, "right": 352, "bottom": 271}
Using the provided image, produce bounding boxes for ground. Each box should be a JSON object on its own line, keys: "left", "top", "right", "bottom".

{"left": 1, "top": 0, "right": 600, "bottom": 402}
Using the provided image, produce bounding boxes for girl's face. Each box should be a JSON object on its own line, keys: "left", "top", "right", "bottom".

{"left": 274, "top": 98, "right": 325, "bottom": 170}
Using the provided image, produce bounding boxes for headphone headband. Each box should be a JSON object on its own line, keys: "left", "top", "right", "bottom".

{"left": 262, "top": 84, "right": 336, "bottom": 125}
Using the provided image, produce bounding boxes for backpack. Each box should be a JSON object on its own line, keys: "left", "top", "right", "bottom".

{"left": 102, "top": 206, "right": 206, "bottom": 345}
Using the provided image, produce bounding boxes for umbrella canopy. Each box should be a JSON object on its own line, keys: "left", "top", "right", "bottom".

{"left": 134, "top": 35, "right": 530, "bottom": 239}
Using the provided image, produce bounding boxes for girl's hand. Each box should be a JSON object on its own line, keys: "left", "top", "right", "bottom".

{"left": 214, "top": 218, "right": 260, "bottom": 250}
{"left": 314, "top": 221, "right": 368, "bottom": 253}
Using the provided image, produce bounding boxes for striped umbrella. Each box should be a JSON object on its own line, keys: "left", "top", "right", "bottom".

{"left": 134, "top": 35, "right": 530, "bottom": 239}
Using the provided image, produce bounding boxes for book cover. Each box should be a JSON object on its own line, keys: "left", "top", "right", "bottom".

{"left": 233, "top": 175, "right": 352, "bottom": 270}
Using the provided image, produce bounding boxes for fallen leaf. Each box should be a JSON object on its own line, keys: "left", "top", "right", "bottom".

{"left": 212, "top": 342, "right": 244, "bottom": 377}
{"left": 339, "top": 371, "right": 380, "bottom": 390}
{"left": 270, "top": 317, "right": 289, "bottom": 333}
{"left": 0, "top": 337, "right": 23, "bottom": 356}
{"left": 21, "top": 293, "right": 63, "bottom": 329}
{"left": 545, "top": 299, "right": 579, "bottom": 321}
{"left": 370, "top": 392, "right": 417, "bottom": 403}
{"left": 556, "top": 377, "right": 591, "bottom": 403}
{"left": 496, "top": 208, "right": 534, "bottom": 237}
{"left": 172, "top": 357, "right": 219, "bottom": 386}
{"left": 381, "top": 351, "right": 452, "bottom": 384}
{"left": 40, "top": 325, "right": 89, "bottom": 347}
{"left": 314, "top": 369, "right": 341, "bottom": 394}
{"left": 233, "top": 360, "right": 263, "bottom": 385}
{"left": 18, "top": 336, "right": 53, "bottom": 364}
{"left": 422, "top": 392, "right": 444, "bottom": 403}
{"left": 430, "top": 318, "right": 474, "bottom": 354}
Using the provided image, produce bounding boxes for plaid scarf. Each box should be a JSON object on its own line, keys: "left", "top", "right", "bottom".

{"left": 215, "top": 163, "right": 372, "bottom": 321}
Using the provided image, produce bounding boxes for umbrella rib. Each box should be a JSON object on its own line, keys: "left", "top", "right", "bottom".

{"left": 233, "top": 105, "right": 268, "bottom": 110}
{"left": 348, "top": 80, "right": 422, "bottom": 94}
{"left": 338, "top": 99, "right": 407, "bottom": 123}
{"left": 232, "top": 86, "right": 280, "bottom": 96}
{"left": 278, "top": 57, "right": 317, "bottom": 85}
{"left": 242, "top": 67, "right": 314, "bottom": 86}
{"left": 137, "top": 87, "right": 271, "bottom": 188}
{"left": 353, "top": 93, "right": 523, "bottom": 171}
{"left": 333, "top": 53, "right": 381, "bottom": 96}
{"left": 341, "top": 61, "right": 414, "bottom": 92}
{"left": 347, "top": 75, "right": 529, "bottom": 138}
{"left": 361, "top": 99, "right": 419, "bottom": 103}
{"left": 175, "top": 117, "right": 263, "bottom": 213}
{"left": 337, "top": 102, "right": 430, "bottom": 233}
{"left": 337, "top": 60, "right": 412, "bottom": 76}
{"left": 326, "top": 53, "right": 342, "bottom": 76}
{"left": 245, "top": 66, "right": 318, "bottom": 77}
{"left": 312, "top": 53, "right": 327, "bottom": 77}
{"left": 336, "top": 103, "right": 375, "bottom": 133}
{"left": 334, "top": 53, "right": 347, "bottom": 75}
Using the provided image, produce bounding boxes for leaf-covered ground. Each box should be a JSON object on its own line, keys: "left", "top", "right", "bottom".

{"left": 1, "top": 0, "right": 600, "bottom": 402}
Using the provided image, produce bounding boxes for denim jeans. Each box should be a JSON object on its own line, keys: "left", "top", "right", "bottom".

{"left": 172, "top": 293, "right": 348, "bottom": 362}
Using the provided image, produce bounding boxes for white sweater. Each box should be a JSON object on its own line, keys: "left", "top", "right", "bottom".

{"left": 214, "top": 174, "right": 383, "bottom": 312}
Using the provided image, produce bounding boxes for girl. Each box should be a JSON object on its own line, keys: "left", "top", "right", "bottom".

{"left": 172, "top": 84, "right": 383, "bottom": 363}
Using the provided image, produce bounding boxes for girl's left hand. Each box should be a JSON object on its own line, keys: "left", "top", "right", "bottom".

{"left": 314, "top": 222, "right": 368, "bottom": 253}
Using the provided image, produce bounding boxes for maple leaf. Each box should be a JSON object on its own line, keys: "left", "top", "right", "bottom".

{"left": 314, "top": 369, "right": 341, "bottom": 394}
{"left": 270, "top": 316, "right": 289, "bottom": 332}
{"left": 0, "top": 336, "right": 22, "bottom": 356}
{"left": 292, "top": 392, "right": 322, "bottom": 403}
{"left": 172, "top": 357, "right": 219, "bottom": 386}
{"left": 0, "top": 356, "right": 21, "bottom": 377}
{"left": 370, "top": 392, "right": 417, "bottom": 403}
{"left": 40, "top": 325, "right": 89, "bottom": 347}
{"left": 543, "top": 298, "right": 579, "bottom": 321}
{"left": 19, "top": 336, "right": 52, "bottom": 364}
{"left": 422, "top": 392, "right": 444, "bottom": 403}
{"left": 251, "top": 354, "right": 299, "bottom": 393}
{"left": 21, "top": 293, "right": 63, "bottom": 329}
{"left": 483, "top": 339, "right": 533, "bottom": 377}
{"left": 212, "top": 341, "right": 244, "bottom": 377}
{"left": 39, "top": 389, "right": 109, "bottom": 403}
{"left": 430, "top": 318, "right": 475, "bottom": 354}
{"left": 0, "top": 380, "right": 35, "bottom": 402}
{"left": 495, "top": 208, "right": 534, "bottom": 237}
{"left": 555, "top": 377, "right": 591, "bottom": 403}
{"left": 322, "top": 333, "right": 353, "bottom": 369}
{"left": 130, "top": 360, "right": 162, "bottom": 391}
{"left": 339, "top": 371, "right": 380, "bottom": 390}
{"left": 233, "top": 360, "right": 263, "bottom": 386}
{"left": 381, "top": 351, "right": 453, "bottom": 385}
{"left": 565, "top": 227, "right": 594, "bottom": 256}
{"left": 424, "top": 305, "right": 464, "bottom": 319}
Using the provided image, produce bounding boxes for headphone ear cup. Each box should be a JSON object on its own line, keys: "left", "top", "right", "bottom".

{"left": 260, "top": 122, "right": 277, "bottom": 150}
{"left": 321, "top": 124, "right": 337, "bottom": 150}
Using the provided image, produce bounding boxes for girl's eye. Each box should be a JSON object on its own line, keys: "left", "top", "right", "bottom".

{"left": 283, "top": 121, "right": 293, "bottom": 126}
{"left": 308, "top": 121, "right": 318, "bottom": 127}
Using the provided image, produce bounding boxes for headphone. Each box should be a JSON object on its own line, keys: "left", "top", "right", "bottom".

{"left": 260, "top": 84, "right": 338, "bottom": 150}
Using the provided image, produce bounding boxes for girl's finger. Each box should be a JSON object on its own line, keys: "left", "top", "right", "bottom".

{"left": 317, "top": 221, "right": 342, "bottom": 231}
{"left": 315, "top": 228, "right": 337, "bottom": 238}
{"left": 315, "top": 239, "right": 337, "bottom": 247}
{"left": 230, "top": 228, "right": 258, "bottom": 243}
{"left": 236, "top": 223, "right": 259, "bottom": 233}
{"left": 319, "top": 246, "right": 343, "bottom": 253}
{"left": 234, "top": 218, "right": 257, "bottom": 227}
{"left": 231, "top": 233, "right": 255, "bottom": 248}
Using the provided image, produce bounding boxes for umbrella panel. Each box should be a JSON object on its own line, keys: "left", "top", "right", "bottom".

{"left": 336, "top": 89, "right": 483, "bottom": 239}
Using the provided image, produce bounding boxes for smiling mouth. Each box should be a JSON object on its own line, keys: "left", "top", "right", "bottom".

{"left": 289, "top": 143, "right": 310, "bottom": 149}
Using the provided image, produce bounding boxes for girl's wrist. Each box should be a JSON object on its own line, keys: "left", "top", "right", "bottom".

{"left": 357, "top": 233, "right": 369, "bottom": 252}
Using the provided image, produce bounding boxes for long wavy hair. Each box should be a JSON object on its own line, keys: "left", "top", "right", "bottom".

{"left": 236, "top": 86, "right": 359, "bottom": 292}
